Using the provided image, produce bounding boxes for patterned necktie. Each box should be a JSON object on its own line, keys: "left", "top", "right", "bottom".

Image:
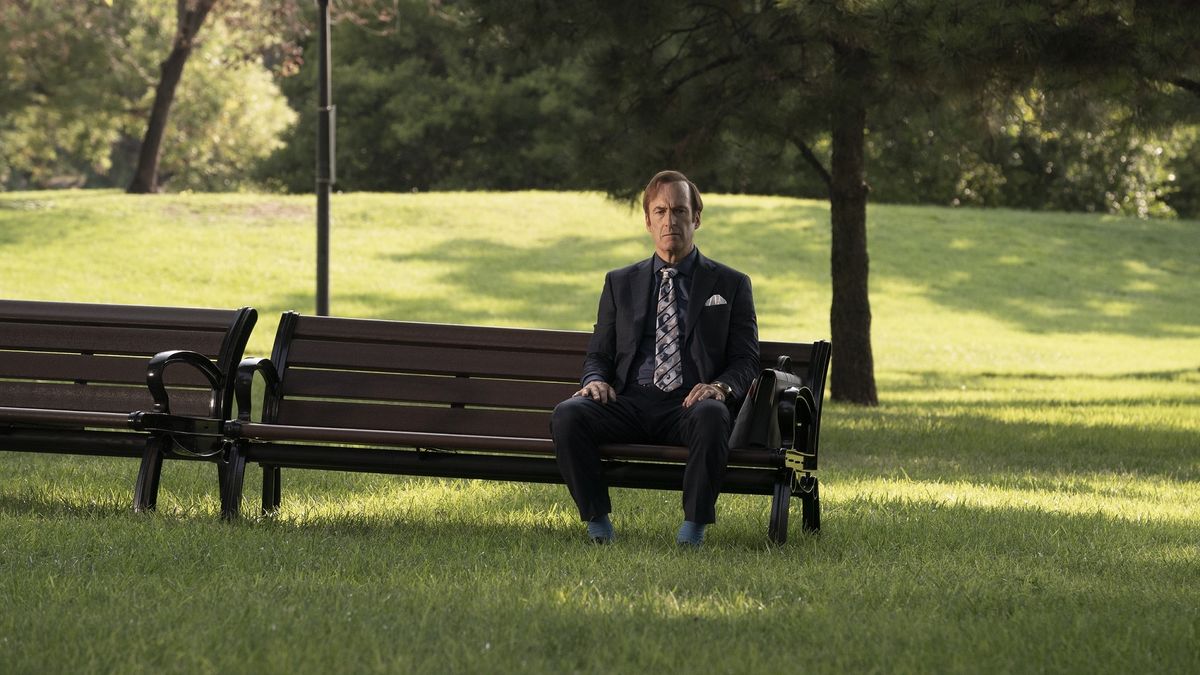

{"left": 654, "top": 267, "right": 682, "bottom": 392}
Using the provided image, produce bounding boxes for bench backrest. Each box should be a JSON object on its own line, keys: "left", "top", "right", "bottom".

{"left": 0, "top": 300, "right": 256, "bottom": 418}
{"left": 266, "top": 312, "right": 829, "bottom": 441}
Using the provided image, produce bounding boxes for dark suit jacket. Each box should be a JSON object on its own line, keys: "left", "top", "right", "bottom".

{"left": 581, "top": 250, "right": 759, "bottom": 399}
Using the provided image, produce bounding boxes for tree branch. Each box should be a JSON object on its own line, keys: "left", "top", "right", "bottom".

{"left": 649, "top": 17, "right": 720, "bottom": 53}
{"left": 790, "top": 134, "right": 832, "bottom": 191}
{"left": 664, "top": 54, "right": 741, "bottom": 96}
{"left": 1173, "top": 77, "right": 1200, "bottom": 97}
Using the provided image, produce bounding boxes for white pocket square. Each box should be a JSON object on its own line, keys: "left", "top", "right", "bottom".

{"left": 704, "top": 294, "right": 727, "bottom": 307}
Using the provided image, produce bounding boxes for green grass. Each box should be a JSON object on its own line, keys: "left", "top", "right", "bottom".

{"left": 1, "top": 189, "right": 1197, "bottom": 673}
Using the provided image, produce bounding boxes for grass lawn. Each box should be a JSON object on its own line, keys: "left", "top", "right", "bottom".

{"left": 1, "top": 189, "right": 1197, "bottom": 673}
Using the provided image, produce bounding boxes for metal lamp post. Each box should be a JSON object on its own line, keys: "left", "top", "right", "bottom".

{"left": 315, "top": 0, "right": 335, "bottom": 316}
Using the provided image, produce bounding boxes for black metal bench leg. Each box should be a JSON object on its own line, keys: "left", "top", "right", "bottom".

{"left": 798, "top": 475, "right": 820, "bottom": 533}
{"left": 768, "top": 472, "right": 791, "bottom": 545}
{"left": 220, "top": 443, "right": 246, "bottom": 520}
{"left": 133, "top": 435, "right": 167, "bottom": 513}
{"left": 261, "top": 465, "right": 281, "bottom": 515}
{"left": 215, "top": 460, "right": 229, "bottom": 510}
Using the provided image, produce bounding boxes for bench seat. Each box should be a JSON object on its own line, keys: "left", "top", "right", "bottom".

{"left": 218, "top": 312, "right": 828, "bottom": 543}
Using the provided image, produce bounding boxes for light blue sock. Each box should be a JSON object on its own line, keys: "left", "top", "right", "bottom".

{"left": 587, "top": 514, "right": 614, "bottom": 543}
{"left": 676, "top": 520, "right": 707, "bottom": 546}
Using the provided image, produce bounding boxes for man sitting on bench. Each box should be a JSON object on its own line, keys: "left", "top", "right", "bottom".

{"left": 551, "top": 170, "right": 760, "bottom": 546}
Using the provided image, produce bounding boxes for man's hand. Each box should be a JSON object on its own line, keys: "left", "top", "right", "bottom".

{"left": 574, "top": 380, "right": 617, "bottom": 404}
{"left": 683, "top": 382, "right": 726, "bottom": 407}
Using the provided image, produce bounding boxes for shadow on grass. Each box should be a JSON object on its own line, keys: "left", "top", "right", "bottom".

{"left": 640, "top": 199, "right": 1200, "bottom": 340}
{"left": 267, "top": 234, "right": 827, "bottom": 338}
{"left": 826, "top": 370, "right": 1200, "bottom": 483}
{"left": 5, "top": 472, "right": 1191, "bottom": 560}
{"left": 273, "top": 234, "right": 641, "bottom": 330}
{"left": 272, "top": 197, "right": 1197, "bottom": 341}
{"left": 701, "top": 201, "right": 829, "bottom": 260}
{"left": 0, "top": 490, "right": 134, "bottom": 519}
{"left": 868, "top": 206, "right": 1200, "bottom": 338}
{"left": 971, "top": 368, "right": 1200, "bottom": 382}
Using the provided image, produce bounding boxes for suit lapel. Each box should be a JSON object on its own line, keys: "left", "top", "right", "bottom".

{"left": 685, "top": 251, "right": 718, "bottom": 345}
{"left": 629, "top": 257, "right": 653, "bottom": 345}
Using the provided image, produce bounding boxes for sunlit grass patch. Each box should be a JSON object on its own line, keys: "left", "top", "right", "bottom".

{"left": 837, "top": 475, "right": 1199, "bottom": 524}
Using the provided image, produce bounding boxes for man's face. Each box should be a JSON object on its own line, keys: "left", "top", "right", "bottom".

{"left": 644, "top": 180, "right": 700, "bottom": 263}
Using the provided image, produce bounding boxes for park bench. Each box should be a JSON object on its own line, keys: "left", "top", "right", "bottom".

{"left": 0, "top": 299, "right": 256, "bottom": 510}
{"left": 218, "top": 312, "right": 830, "bottom": 543}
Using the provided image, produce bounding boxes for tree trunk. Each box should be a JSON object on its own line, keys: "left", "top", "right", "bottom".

{"left": 828, "top": 43, "right": 879, "bottom": 405}
{"left": 127, "top": 0, "right": 216, "bottom": 194}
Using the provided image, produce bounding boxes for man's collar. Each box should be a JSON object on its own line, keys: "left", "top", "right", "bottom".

{"left": 653, "top": 247, "right": 700, "bottom": 275}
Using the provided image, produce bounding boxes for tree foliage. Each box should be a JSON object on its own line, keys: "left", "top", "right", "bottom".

{"left": 866, "top": 88, "right": 1200, "bottom": 218}
{"left": 257, "top": 1, "right": 594, "bottom": 192}
{"left": 146, "top": 12, "right": 299, "bottom": 191}
{"left": 0, "top": 0, "right": 298, "bottom": 192}
{"left": 0, "top": 0, "right": 149, "bottom": 187}
{"left": 276, "top": 0, "right": 1200, "bottom": 223}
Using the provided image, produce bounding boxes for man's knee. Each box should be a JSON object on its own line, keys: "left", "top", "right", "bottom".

{"left": 551, "top": 396, "right": 593, "bottom": 437}
{"left": 686, "top": 399, "right": 731, "bottom": 436}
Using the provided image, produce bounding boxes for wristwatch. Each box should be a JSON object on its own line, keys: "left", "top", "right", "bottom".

{"left": 711, "top": 381, "right": 733, "bottom": 399}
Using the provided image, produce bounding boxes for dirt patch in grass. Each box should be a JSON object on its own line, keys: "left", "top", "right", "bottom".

{"left": 162, "top": 200, "right": 310, "bottom": 224}
{"left": 240, "top": 201, "right": 310, "bottom": 221}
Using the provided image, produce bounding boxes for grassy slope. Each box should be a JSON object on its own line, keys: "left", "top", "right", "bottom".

{"left": 0, "top": 190, "right": 1197, "bottom": 673}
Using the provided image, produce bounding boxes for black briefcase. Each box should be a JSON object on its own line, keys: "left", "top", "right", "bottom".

{"left": 728, "top": 356, "right": 809, "bottom": 448}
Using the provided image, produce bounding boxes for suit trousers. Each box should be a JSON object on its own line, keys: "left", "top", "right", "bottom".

{"left": 551, "top": 385, "right": 732, "bottom": 524}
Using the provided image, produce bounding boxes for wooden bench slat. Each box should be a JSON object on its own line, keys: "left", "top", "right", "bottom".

{"left": 0, "top": 405, "right": 134, "bottom": 429}
{"left": 276, "top": 399, "right": 553, "bottom": 438}
{"left": 290, "top": 318, "right": 814, "bottom": 369}
{"left": 0, "top": 300, "right": 237, "bottom": 330}
{"left": 0, "top": 323, "right": 225, "bottom": 357}
{"left": 285, "top": 339, "right": 584, "bottom": 381}
{"left": 234, "top": 421, "right": 779, "bottom": 466}
{"left": 759, "top": 341, "right": 816, "bottom": 366}
{"left": 238, "top": 420, "right": 555, "bottom": 449}
{"left": 0, "top": 381, "right": 212, "bottom": 416}
{"left": 0, "top": 351, "right": 213, "bottom": 387}
{"left": 281, "top": 369, "right": 577, "bottom": 409}
{"left": 292, "top": 315, "right": 592, "bottom": 353}
{"left": 0, "top": 428, "right": 150, "bottom": 457}
{"left": 286, "top": 338, "right": 811, "bottom": 381}
{"left": 239, "top": 442, "right": 777, "bottom": 494}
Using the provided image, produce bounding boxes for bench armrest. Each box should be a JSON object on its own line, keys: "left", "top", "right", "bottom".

{"left": 234, "top": 357, "right": 280, "bottom": 423}
{"left": 146, "top": 349, "right": 223, "bottom": 415}
{"left": 778, "top": 386, "right": 818, "bottom": 472}
{"left": 127, "top": 409, "right": 227, "bottom": 458}
{"left": 128, "top": 411, "right": 224, "bottom": 437}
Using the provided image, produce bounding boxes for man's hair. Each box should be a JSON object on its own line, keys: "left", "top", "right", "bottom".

{"left": 642, "top": 170, "right": 703, "bottom": 216}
